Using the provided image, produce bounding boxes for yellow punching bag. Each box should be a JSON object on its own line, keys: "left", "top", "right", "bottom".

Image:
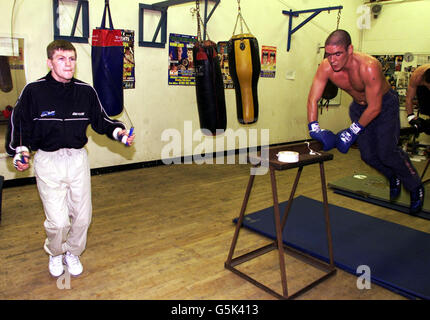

{"left": 228, "top": 34, "right": 260, "bottom": 125}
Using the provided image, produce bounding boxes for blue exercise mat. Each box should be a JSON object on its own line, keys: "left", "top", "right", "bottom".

{"left": 234, "top": 196, "right": 430, "bottom": 300}
{"left": 328, "top": 174, "right": 430, "bottom": 220}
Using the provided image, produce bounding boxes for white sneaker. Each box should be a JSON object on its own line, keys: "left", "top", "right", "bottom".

{"left": 64, "top": 251, "right": 83, "bottom": 276}
{"left": 49, "top": 254, "right": 64, "bottom": 277}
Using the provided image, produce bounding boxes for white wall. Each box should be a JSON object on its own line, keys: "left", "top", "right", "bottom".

{"left": 360, "top": 0, "right": 430, "bottom": 142}
{"left": 361, "top": 0, "right": 430, "bottom": 54}
{"left": 0, "top": 0, "right": 363, "bottom": 181}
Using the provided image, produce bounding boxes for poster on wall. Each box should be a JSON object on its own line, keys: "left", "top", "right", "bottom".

{"left": 122, "top": 29, "right": 135, "bottom": 89}
{"left": 373, "top": 53, "right": 430, "bottom": 107}
{"left": 168, "top": 33, "right": 197, "bottom": 86}
{"left": 373, "top": 54, "right": 404, "bottom": 104}
{"left": 372, "top": 54, "right": 419, "bottom": 106}
{"left": 217, "top": 41, "right": 234, "bottom": 89}
{"left": 373, "top": 55, "right": 403, "bottom": 90}
{"left": 260, "top": 45, "right": 277, "bottom": 78}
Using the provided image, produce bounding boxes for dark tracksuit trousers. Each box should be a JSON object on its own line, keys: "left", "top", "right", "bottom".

{"left": 349, "top": 89, "right": 422, "bottom": 192}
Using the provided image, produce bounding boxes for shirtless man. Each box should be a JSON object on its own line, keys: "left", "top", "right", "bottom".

{"left": 405, "top": 64, "right": 430, "bottom": 133}
{"left": 307, "top": 30, "right": 424, "bottom": 214}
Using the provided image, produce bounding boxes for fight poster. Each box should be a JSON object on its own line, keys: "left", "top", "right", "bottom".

{"left": 260, "top": 45, "right": 277, "bottom": 78}
{"left": 217, "top": 41, "right": 234, "bottom": 89}
{"left": 168, "top": 33, "right": 197, "bottom": 86}
{"left": 372, "top": 55, "right": 403, "bottom": 90}
{"left": 373, "top": 54, "right": 406, "bottom": 104}
{"left": 122, "top": 30, "right": 135, "bottom": 89}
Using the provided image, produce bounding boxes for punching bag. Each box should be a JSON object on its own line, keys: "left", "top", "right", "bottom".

{"left": 193, "top": 40, "right": 227, "bottom": 135}
{"left": 0, "top": 56, "right": 13, "bottom": 93}
{"left": 91, "top": 1, "right": 123, "bottom": 116}
{"left": 227, "top": 34, "right": 260, "bottom": 124}
{"left": 322, "top": 79, "right": 338, "bottom": 101}
{"left": 319, "top": 79, "right": 338, "bottom": 114}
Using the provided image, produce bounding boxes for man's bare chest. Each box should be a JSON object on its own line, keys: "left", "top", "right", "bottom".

{"left": 331, "top": 70, "right": 365, "bottom": 93}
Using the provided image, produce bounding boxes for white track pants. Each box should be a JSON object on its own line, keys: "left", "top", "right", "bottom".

{"left": 34, "top": 148, "right": 92, "bottom": 256}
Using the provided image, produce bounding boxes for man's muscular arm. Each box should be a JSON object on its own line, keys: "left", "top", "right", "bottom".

{"left": 405, "top": 72, "right": 419, "bottom": 117}
{"left": 359, "top": 59, "right": 385, "bottom": 127}
{"left": 306, "top": 61, "right": 336, "bottom": 151}
{"left": 307, "top": 61, "right": 330, "bottom": 122}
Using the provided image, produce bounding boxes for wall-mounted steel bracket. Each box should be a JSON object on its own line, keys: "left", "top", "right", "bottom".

{"left": 139, "top": 0, "right": 220, "bottom": 48}
{"left": 282, "top": 6, "right": 343, "bottom": 52}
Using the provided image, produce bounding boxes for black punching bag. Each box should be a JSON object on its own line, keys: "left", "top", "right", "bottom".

{"left": 0, "top": 56, "right": 13, "bottom": 93}
{"left": 322, "top": 79, "right": 338, "bottom": 100}
{"left": 227, "top": 34, "right": 260, "bottom": 124}
{"left": 193, "top": 40, "right": 227, "bottom": 135}
{"left": 319, "top": 79, "right": 338, "bottom": 114}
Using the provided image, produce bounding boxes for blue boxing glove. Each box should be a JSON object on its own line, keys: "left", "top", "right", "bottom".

{"left": 336, "top": 122, "right": 363, "bottom": 153}
{"left": 308, "top": 121, "right": 336, "bottom": 151}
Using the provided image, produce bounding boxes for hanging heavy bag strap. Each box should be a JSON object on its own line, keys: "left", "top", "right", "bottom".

{"left": 100, "top": 0, "right": 114, "bottom": 30}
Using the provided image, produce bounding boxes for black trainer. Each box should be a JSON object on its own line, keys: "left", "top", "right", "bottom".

{"left": 389, "top": 176, "right": 401, "bottom": 201}
{"left": 410, "top": 185, "right": 425, "bottom": 215}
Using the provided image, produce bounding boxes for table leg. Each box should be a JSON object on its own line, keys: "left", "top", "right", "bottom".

{"left": 319, "top": 162, "right": 334, "bottom": 267}
{"left": 269, "top": 167, "right": 288, "bottom": 297}
{"left": 280, "top": 167, "right": 303, "bottom": 230}
{"left": 226, "top": 171, "right": 256, "bottom": 264}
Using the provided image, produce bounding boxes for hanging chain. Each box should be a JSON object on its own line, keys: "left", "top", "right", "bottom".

{"left": 191, "top": 0, "right": 212, "bottom": 42}
{"left": 199, "top": 15, "right": 212, "bottom": 41}
{"left": 237, "top": 0, "right": 243, "bottom": 34}
{"left": 196, "top": 0, "right": 202, "bottom": 42}
{"left": 232, "top": 0, "right": 241, "bottom": 36}
{"left": 336, "top": 9, "right": 341, "bottom": 30}
{"left": 232, "top": 0, "right": 251, "bottom": 36}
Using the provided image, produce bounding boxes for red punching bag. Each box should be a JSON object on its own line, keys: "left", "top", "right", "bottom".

{"left": 192, "top": 1, "right": 226, "bottom": 135}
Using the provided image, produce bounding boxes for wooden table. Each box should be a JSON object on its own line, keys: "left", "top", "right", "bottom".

{"left": 224, "top": 141, "right": 336, "bottom": 299}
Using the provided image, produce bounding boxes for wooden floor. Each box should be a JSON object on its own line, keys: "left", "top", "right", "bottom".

{"left": 0, "top": 124, "right": 7, "bottom": 154}
{"left": 1, "top": 147, "right": 430, "bottom": 300}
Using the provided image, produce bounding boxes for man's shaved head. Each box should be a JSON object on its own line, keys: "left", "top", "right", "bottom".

{"left": 325, "top": 29, "right": 351, "bottom": 50}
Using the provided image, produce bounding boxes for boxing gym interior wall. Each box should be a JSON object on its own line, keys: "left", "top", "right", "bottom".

{"left": 359, "top": 0, "right": 430, "bottom": 145}
{"left": 0, "top": 0, "right": 365, "bottom": 181}
{"left": 361, "top": 0, "right": 430, "bottom": 54}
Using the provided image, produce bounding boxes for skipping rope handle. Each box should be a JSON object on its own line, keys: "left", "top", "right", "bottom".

{"left": 119, "top": 127, "right": 134, "bottom": 146}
